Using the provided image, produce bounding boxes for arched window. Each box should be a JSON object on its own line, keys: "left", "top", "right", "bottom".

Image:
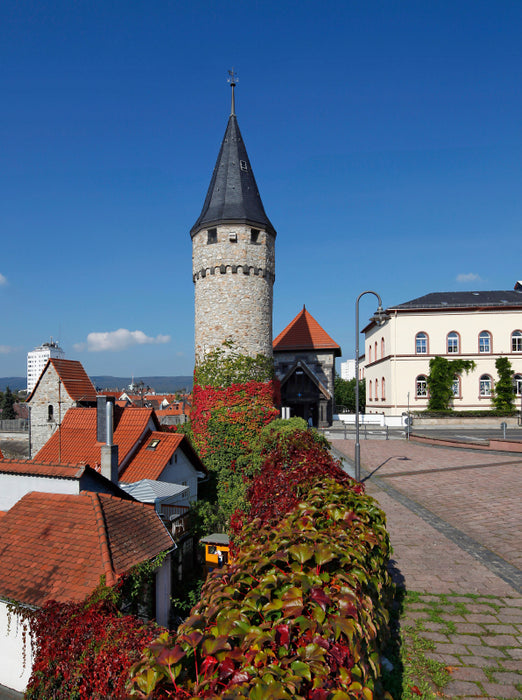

{"left": 369, "top": 380, "right": 372, "bottom": 400}
{"left": 368, "top": 346, "right": 372, "bottom": 363}
{"left": 47, "top": 405, "right": 54, "bottom": 421}
{"left": 374, "top": 379, "right": 378, "bottom": 400}
{"left": 512, "top": 330, "right": 522, "bottom": 352}
{"left": 416, "top": 376, "right": 428, "bottom": 397}
{"left": 375, "top": 341, "right": 378, "bottom": 361}
{"left": 515, "top": 374, "right": 522, "bottom": 396}
{"left": 452, "top": 376, "right": 461, "bottom": 397}
{"left": 479, "top": 331, "right": 491, "bottom": 353}
{"left": 447, "top": 332, "right": 459, "bottom": 354}
{"left": 381, "top": 377, "right": 386, "bottom": 400}
{"left": 415, "top": 332, "right": 428, "bottom": 354}
{"left": 479, "top": 375, "right": 492, "bottom": 397}
{"left": 381, "top": 337, "right": 385, "bottom": 357}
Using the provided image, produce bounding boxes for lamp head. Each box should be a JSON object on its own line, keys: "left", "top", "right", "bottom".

{"left": 371, "top": 305, "right": 389, "bottom": 326}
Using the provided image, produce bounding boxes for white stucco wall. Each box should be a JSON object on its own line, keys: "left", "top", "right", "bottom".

{"left": 0, "top": 600, "right": 33, "bottom": 692}
{"left": 159, "top": 447, "right": 200, "bottom": 501}
{"left": 154, "top": 553, "right": 172, "bottom": 628}
{"left": 0, "top": 473, "right": 79, "bottom": 511}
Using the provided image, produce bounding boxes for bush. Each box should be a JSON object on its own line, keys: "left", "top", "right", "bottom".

{"left": 127, "top": 428, "right": 393, "bottom": 699}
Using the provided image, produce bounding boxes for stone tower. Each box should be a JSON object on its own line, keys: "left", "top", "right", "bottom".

{"left": 191, "top": 75, "right": 276, "bottom": 363}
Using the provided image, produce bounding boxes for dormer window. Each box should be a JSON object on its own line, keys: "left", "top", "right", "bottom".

{"left": 147, "top": 439, "right": 160, "bottom": 450}
{"left": 207, "top": 228, "right": 217, "bottom": 244}
{"left": 240, "top": 160, "right": 248, "bottom": 171}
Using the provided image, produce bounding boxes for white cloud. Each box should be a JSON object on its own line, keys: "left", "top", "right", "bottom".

{"left": 0, "top": 345, "right": 16, "bottom": 354}
{"left": 74, "top": 329, "right": 171, "bottom": 352}
{"left": 0, "top": 273, "right": 8, "bottom": 286}
{"left": 456, "top": 272, "right": 482, "bottom": 283}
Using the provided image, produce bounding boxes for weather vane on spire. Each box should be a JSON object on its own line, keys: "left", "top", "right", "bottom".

{"left": 227, "top": 68, "right": 238, "bottom": 116}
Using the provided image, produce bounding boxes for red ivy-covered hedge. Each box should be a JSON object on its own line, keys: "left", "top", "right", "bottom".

{"left": 25, "top": 597, "right": 161, "bottom": 700}
{"left": 127, "top": 428, "right": 393, "bottom": 699}
{"left": 190, "top": 380, "right": 279, "bottom": 469}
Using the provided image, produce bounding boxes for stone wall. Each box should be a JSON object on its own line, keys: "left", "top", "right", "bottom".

{"left": 28, "top": 364, "right": 76, "bottom": 455}
{"left": 193, "top": 224, "right": 275, "bottom": 361}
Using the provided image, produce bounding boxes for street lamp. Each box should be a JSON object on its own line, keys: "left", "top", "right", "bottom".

{"left": 354, "top": 291, "right": 388, "bottom": 481}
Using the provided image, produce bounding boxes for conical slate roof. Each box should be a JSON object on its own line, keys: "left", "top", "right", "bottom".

{"left": 191, "top": 114, "right": 276, "bottom": 237}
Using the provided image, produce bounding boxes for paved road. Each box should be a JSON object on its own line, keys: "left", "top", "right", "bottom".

{"left": 332, "top": 438, "right": 522, "bottom": 698}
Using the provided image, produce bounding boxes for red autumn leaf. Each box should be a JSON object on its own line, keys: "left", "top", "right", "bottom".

{"left": 410, "top": 685, "right": 422, "bottom": 695}
{"left": 276, "top": 624, "right": 290, "bottom": 647}
{"left": 200, "top": 655, "right": 218, "bottom": 675}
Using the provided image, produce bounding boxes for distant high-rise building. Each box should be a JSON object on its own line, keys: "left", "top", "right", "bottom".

{"left": 26, "top": 339, "right": 65, "bottom": 393}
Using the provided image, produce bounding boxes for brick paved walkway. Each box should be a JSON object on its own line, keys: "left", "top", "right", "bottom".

{"left": 331, "top": 439, "right": 522, "bottom": 699}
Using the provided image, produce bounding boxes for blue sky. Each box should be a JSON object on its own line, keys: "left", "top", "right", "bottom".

{"left": 1, "top": 1, "right": 521, "bottom": 379}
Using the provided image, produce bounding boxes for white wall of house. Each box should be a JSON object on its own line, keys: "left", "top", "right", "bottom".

{"left": 364, "top": 308, "right": 522, "bottom": 415}
{"left": 159, "top": 448, "right": 200, "bottom": 501}
{"left": 0, "top": 600, "right": 34, "bottom": 692}
{"left": 0, "top": 473, "right": 79, "bottom": 511}
{"left": 155, "top": 553, "right": 172, "bottom": 628}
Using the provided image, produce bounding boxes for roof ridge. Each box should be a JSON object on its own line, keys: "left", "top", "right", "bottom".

{"left": 89, "top": 492, "right": 117, "bottom": 587}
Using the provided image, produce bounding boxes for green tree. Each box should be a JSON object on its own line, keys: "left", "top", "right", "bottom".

{"left": 492, "top": 356, "right": 515, "bottom": 411}
{"left": 0, "top": 386, "right": 17, "bottom": 420}
{"left": 427, "top": 357, "right": 476, "bottom": 411}
{"left": 334, "top": 375, "right": 365, "bottom": 413}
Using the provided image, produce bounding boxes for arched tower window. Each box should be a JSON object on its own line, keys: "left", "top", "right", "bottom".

{"left": 47, "top": 405, "right": 54, "bottom": 421}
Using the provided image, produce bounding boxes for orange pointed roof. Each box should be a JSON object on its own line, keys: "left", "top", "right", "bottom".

{"left": 0, "top": 491, "right": 173, "bottom": 607}
{"left": 34, "top": 406, "right": 157, "bottom": 469}
{"left": 27, "top": 358, "right": 97, "bottom": 402}
{"left": 121, "top": 431, "right": 207, "bottom": 483}
{"left": 273, "top": 306, "right": 341, "bottom": 355}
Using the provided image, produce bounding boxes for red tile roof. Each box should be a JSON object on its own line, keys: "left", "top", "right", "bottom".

{"left": 0, "top": 459, "right": 88, "bottom": 479}
{"left": 273, "top": 306, "right": 341, "bottom": 355}
{"left": 27, "top": 358, "right": 97, "bottom": 402}
{"left": 35, "top": 407, "right": 157, "bottom": 469}
{"left": 120, "top": 431, "right": 207, "bottom": 482}
{"left": 0, "top": 491, "right": 173, "bottom": 607}
{"left": 120, "top": 431, "right": 185, "bottom": 482}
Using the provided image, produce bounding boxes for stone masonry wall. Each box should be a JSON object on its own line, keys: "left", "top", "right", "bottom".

{"left": 28, "top": 365, "right": 76, "bottom": 456}
{"left": 193, "top": 224, "right": 275, "bottom": 361}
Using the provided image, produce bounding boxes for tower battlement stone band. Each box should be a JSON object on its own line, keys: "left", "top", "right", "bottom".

{"left": 191, "top": 80, "right": 276, "bottom": 363}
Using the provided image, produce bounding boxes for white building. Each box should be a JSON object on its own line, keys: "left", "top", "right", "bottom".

{"left": 340, "top": 359, "right": 356, "bottom": 381}
{"left": 26, "top": 338, "right": 65, "bottom": 393}
{"left": 363, "top": 289, "right": 522, "bottom": 415}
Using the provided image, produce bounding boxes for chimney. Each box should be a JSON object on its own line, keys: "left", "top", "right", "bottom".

{"left": 99, "top": 396, "right": 118, "bottom": 483}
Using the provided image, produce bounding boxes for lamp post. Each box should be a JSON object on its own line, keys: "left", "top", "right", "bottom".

{"left": 354, "top": 291, "right": 388, "bottom": 481}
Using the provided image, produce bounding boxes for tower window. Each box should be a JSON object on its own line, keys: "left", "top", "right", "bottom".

{"left": 47, "top": 405, "right": 54, "bottom": 421}
{"left": 207, "top": 228, "right": 217, "bottom": 244}
{"left": 240, "top": 160, "right": 248, "bottom": 171}
{"left": 250, "top": 228, "right": 260, "bottom": 244}
{"left": 229, "top": 231, "right": 237, "bottom": 242}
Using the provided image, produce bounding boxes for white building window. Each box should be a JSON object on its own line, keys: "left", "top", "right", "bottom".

{"left": 447, "top": 332, "right": 459, "bottom": 354}
{"left": 512, "top": 330, "right": 522, "bottom": 352}
{"left": 452, "top": 377, "right": 460, "bottom": 397}
{"left": 479, "top": 331, "right": 491, "bottom": 353}
{"left": 515, "top": 374, "right": 522, "bottom": 396}
{"left": 416, "top": 376, "right": 428, "bottom": 397}
{"left": 415, "top": 332, "right": 428, "bottom": 354}
{"left": 479, "top": 375, "right": 492, "bottom": 397}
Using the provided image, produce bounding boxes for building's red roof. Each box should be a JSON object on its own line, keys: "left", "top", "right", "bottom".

{"left": 27, "top": 358, "right": 97, "bottom": 402}
{"left": 0, "top": 459, "right": 88, "bottom": 479}
{"left": 120, "top": 431, "right": 185, "bottom": 482}
{"left": 273, "top": 306, "right": 341, "bottom": 355}
{"left": 35, "top": 407, "right": 157, "bottom": 469}
{"left": 0, "top": 491, "right": 173, "bottom": 607}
